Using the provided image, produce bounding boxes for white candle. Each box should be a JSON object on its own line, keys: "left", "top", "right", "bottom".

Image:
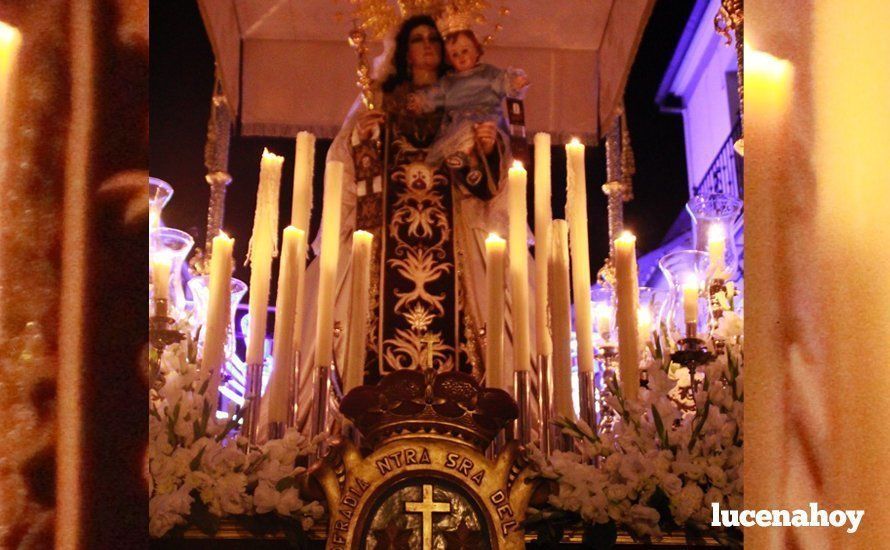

{"left": 291, "top": 230, "right": 309, "bottom": 354}
{"left": 638, "top": 305, "right": 653, "bottom": 341}
{"left": 708, "top": 224, "right": 726, "bottom": 276}
{"left": 246, "top": 148, "right": 283, "bottom": 364}
{"left": 291, "top": 131, "right": 316, "bottom": 232}
{"left": 508, "top": 161, "right": 531, "bottom": 373}
{"left": 614, "top": 231, "right": 639, "bottom": 400}
{"left": 289, "top": 231, "right": 308, "bottom": 422}
{"left": 203, "top": 232, "right": 235, "bottom": 399}
{"left": 289, "top": 132, "right": 315, "bottom": 364}
{"left": 152, "top": 256, "right": 172, "bottom": 302}
{"left": 485, "top": 233, "right": 506, "bottom": 390}
{"left": 533, "top": 133, "right": 552, "bottom": 356}
{"left": 594, "top": 303, "right": 612, "bottom": 338}
{"left": 549, "top": 220, "right": 574, "bottom": 421}
{"left": 565, "top": 138, "right": 594, "bottom": 374}
{"left": 268, "top": 227, "right": 302, "bottom": 423}
{"left": 344, "top": 230, "right": 373, "bottom": 394}
{"left": 0, "top": 22, "right": 21, "bottom": 184}
{"left": 315, "top": 161, "right": 344, "bottom": 367}
{"left": 683, "top": 277, "right": 699, "bottom": 327}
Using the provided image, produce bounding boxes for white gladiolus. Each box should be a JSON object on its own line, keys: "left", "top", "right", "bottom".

{"left": 149, "top": 339, "right": 321, "bottom": 538}
{"left": 537, "top": 297, "right": 743, "bottom": 541}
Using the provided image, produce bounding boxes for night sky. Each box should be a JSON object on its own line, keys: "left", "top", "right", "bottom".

{"left": 150, "top": 1, "right": 693, "bottom": 289}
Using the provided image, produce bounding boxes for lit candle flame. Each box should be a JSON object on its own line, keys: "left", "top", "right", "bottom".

{"left": 617, "top": 230, "right": 636, "bottom": 243}
{"left": 511, "top": 159, "right": 524, "bottom": 170}
{"left": 637, "top": 305, "right": 652, "bottom": 326}
{"left": 708, "top": 224, "right": 726, "bottom": 242}
{"left": 0, "top": 21, "right": 21, "bottom": 46}
{"left": 745, "top": 44, "right": 792, "bottom": 80}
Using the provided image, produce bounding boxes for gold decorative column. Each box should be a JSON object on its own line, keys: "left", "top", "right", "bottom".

{"left": 598, "top": 104, "right": 635, "bottom": 287}
{"left": 199, "top": 71, "right": 233, "bottom": 270}
{"left": 715, "top": 0, "right": 743, "bottom": 153}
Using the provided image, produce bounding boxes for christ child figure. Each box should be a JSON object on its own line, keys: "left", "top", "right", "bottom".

{"left": 407, "top": 29, "right": 529, "bottom": 164}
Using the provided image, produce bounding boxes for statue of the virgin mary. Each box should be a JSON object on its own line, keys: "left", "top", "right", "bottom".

{"left": 293, "top": 11, "right": 537, "bottom": 425}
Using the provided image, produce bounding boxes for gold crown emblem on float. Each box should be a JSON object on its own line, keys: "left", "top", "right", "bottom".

{"left": 340, "top": 368, "right": 518, "bottom": 451}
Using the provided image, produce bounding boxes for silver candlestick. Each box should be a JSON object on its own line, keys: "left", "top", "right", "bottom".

{"left": 596, "top": 343, "right": 618, "bottom": 430}
{"left": 242, "top": 362, "right": 264, "bottom": 447}
{"left": 578, "top": 370, "right": 597, "bottom": 432}
{"left": 514, "top": 370, "right": 532, "bottom": 446}
{"left": 311, "top": 362, "right": 333, "bottom": 459}
{"left": 288, "top": 349, "right": 301, "bottom": 428}
{"left": 537, "top": 354, "right": 554, "bottom": 455}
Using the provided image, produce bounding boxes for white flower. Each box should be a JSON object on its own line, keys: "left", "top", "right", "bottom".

{"left": 659, "top": 473, "right": 682, "bottom": 497}
{"left": 629, "top": 504, "right": 662, "bottom": 536}
{"left": 199, "top": 471, "right": 248, "bottom": 516}
{"left": 713, "top": 311, "right": 743, "bottom": 340}
{"left": 253, "top": 480, "right": 280, "bottom": 515}
{"left": 605, "top": 483, "right": 628, "bottom": 502}
{"left": 277, "top": 487, "right": 304, "bottom": 516}
{"left": 149, "top": 483, "right": 193, "bottom": 537}
{"left": 671, "top": 483, "right": 703, "bottom": 524}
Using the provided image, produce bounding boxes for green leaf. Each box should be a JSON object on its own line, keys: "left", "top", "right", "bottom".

{"left": 245, "top": 453, "right": 269, "bottom": 476}
{"left": 689, "top": 400, "right": 711, "bottom": 452}
{"left": 651, "top": 404, "right": 668, "bottom": 448}
{"left": 189, "top": 446, "right": 206, "bottom": 471}
{"left": 275, "top": 476, "right": 296, "bottom": 492}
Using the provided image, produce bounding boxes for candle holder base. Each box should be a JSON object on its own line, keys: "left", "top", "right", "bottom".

{"left": 268, "top": 421, "right": 286, "bottom": 440}
{"left": 287, "top": 350, "right": 301, "bottom": 428}
{"left": 671, "top": 337, "right": 714, "bottom": 368}
{"left": 578, "top": 370, "right": 597, "bottom": 433}
{"left": 243, "top": 362, "right": 264, "bottom": 447}
{"left": 311, "top": 362, "right": 333, "bottom": 460}
{"left": 514, "top": 370, "right": 532, "bottom": 447}
{"left": 671, "top": 336, "right": 714, "bottom": 399}
{"left": 486, "top": 431, "right": 507, "bottom": 460}
{"left": 537, "top": 354, "right": 554, "bottom": 456}
{"left": 149, "top": 299, "right": 185, "bottom": 351}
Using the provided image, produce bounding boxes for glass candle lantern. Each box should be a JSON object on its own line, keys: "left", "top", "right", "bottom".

{"left": 149, "top": 227, "right": 194, "bottom": 315}
{"left": 686, "top": 193, "right": 742, "bottom": 279}
{"left": 657, "top": 250, "right": 710, "bottom": 342}
{"left": 589, "top": 286, "right": 615, "bottom": 345}
{"left": 149, "top": 177, "right": 174, "bottom": 230}
{"left": 188, "top": 276, "right": 248, "bottom": 361}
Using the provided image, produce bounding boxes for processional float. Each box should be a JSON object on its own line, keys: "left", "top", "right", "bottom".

{"left": 150, "top": 1, "right": 665, "bottom": 547}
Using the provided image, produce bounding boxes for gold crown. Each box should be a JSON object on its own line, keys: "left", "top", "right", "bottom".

{"left": 351, "top": 0, "right": 503, "bottom": 41}
{"left": 340, "top": 368, "right": 518, "bottom": 451}
{"left": 435, "top": 4, "right": 476, "bottom": 37}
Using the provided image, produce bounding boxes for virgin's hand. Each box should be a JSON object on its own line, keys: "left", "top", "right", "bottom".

{"left": 473, "top": 122, "right": 498, "bottom": 155}
{"left": 356, "top": 111, "right": 385, "bottom": 141}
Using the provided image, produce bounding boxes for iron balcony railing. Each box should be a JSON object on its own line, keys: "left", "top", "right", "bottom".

{"left": 693, "top": 118, "right": 743, "bottom": 199}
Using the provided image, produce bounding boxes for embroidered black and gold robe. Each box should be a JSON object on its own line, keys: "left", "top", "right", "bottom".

{"left": 354, "top": 83, "right": 503, "bottom": 384}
